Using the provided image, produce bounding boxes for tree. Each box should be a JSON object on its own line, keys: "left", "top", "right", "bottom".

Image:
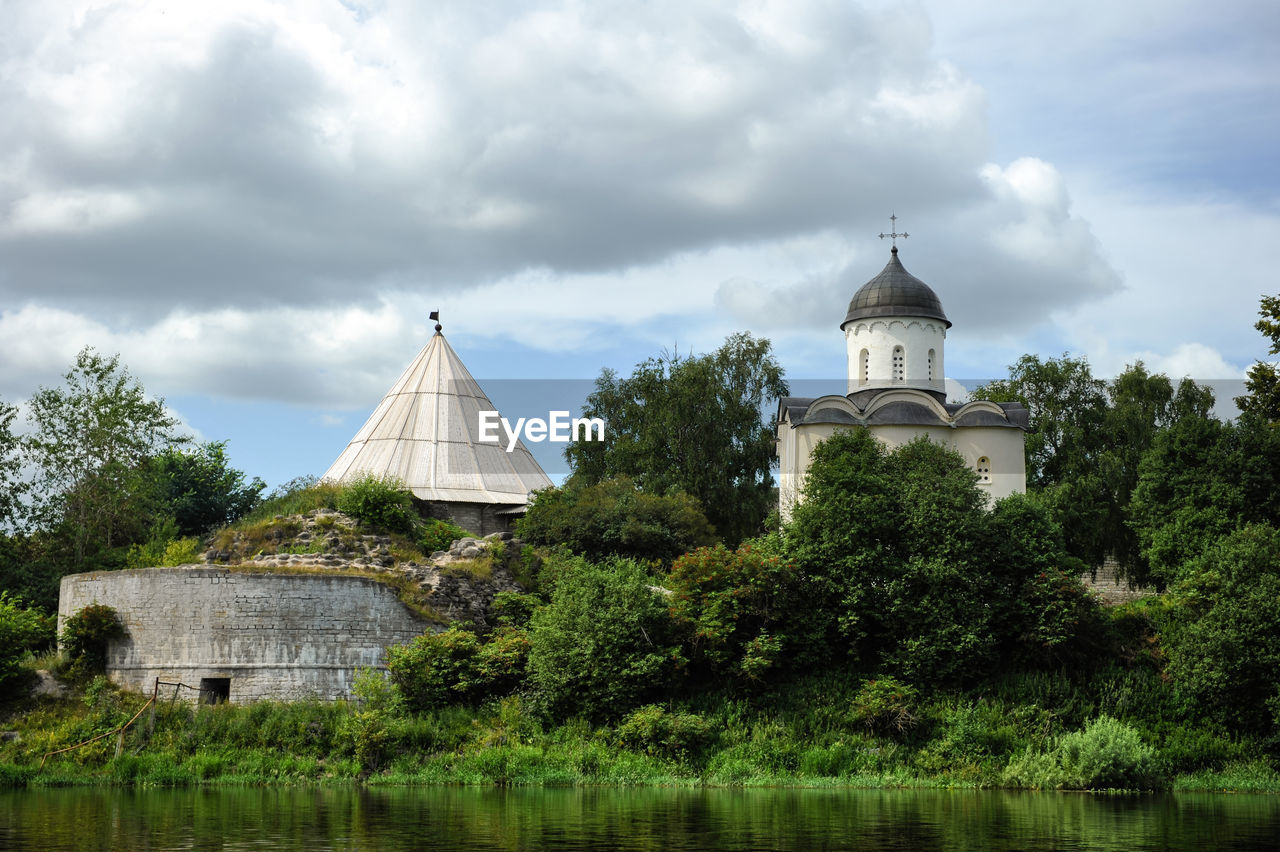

{"left": 1128, "top": 411, "right": 1280, "bottom": 588}
{"left": 974, "top": 354, "right": 1108, "bottom": 488}
{"left": 527, "top": 558, "right": 681, "bottom": 721}
{"left": 150, "top": 441, "right": 265, "bottom": 536}
{"left": 0, "top": 591, "right": 53, "bottom": 688}
{"left": 1099, "top": 366, "right": 1215, "bottom": 576}
{"left": 24, "top": 348, "right": 181, "bottom": 571}
{"left": 0, "top": 397, "right": 24, "bottom": 530}
{"left": 1236, "top": 294, "right": 1280, "bottom": 423}
{"left": 1164, "top": 524, "right": 1280, "bottom": 735}
{"left": 784, "top": 430, "right": 1095, "bottom": 684}
{"left": 516, "top": 476, "right": 716, "bottom": 564}
{"left": 565, "top": 332, "right": 789, "bottom": 545}
{"left": 977, "top": 355, "right": 1215, "bottom": 575}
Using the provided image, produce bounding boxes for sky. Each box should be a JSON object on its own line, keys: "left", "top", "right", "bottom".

{"left": 1, "top": 0, "right": 1276, "bottom": 488}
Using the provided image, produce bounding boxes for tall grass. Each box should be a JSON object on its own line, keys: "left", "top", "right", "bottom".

{"left": 2, "top": 672, "right": 1274, "bottom": 791}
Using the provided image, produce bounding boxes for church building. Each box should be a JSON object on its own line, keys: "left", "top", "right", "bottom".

{"left": 776, "top": 239, "right": 1028, "bottom": 519}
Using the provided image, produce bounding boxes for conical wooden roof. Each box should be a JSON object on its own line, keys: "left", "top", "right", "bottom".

{"left": 323, "top": 332, "right": 553, "bottom": 504}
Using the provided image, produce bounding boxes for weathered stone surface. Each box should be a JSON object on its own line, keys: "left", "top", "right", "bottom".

{"left": 60, "top": 509, "right": 530, "bottom": 701}
{"left": 32, "top": 669, "right": 70, "bottom": 699}
{"left": 58, "top": 568, "right": 433, "bottom": 703}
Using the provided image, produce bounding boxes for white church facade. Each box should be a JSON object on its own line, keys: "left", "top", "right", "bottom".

{"left": 776, "top": 244, "right": 1028, "bottom": 519}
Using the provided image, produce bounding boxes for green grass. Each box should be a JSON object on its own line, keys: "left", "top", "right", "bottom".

{"left": 3, "top": 674, "right": 1277, "bottom": 792}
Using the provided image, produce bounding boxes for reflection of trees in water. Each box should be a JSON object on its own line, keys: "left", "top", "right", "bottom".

{"left": 8, "top": 787, "right": 1280, "bottom": 850}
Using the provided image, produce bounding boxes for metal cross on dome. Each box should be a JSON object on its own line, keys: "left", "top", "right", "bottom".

{"left": 879, "top": 214, "right": 909, "bottom": 248}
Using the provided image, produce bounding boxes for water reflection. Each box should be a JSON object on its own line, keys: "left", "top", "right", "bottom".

{"left": 3, "top": 786, "right": 1279, "bottom": 851}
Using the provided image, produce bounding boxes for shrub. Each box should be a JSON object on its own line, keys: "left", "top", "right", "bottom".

{"left": 418, "top": 518, "right": 471, "bottom": 554}
{"left": 850, "top": 676, "right": 919, "bottom": 738}
{"left": 60, "top": 603, "right": 125, "bottom": 680}
{"left": 1003, "top": 715, "right": 1161, "bottom": 790}
{"left": 527, "top": 558, "right": 682, "bottom": 722}
{"left": 517, "top": 476, "right": 716, "bottom": 564}
{"left": 1163, "top": 524, "right": 1280, "bottom": 734}
{"left": 666, "top": 543, "right": 795, "bottom": 684}
{"left": 488, "top": 591, "right": 541, "bottom": 629}
{"left": 469, "top": 627, "right": 531, "bottom": 700}
{"left": 385, "top": 627, "right": 480, "bottom": 711}
{"left": 336, "top": 474, "right": 417, "bottom": 534}
{"left": 616, "top": 705, "right": 712, "bottom": 758}
{"left": 0, "top": 592, "right": 54, "bottom": 687}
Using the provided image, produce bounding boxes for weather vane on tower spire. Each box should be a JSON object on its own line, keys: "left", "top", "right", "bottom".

{"left": 879, "top": 213, "right": 909, "bottom": 250}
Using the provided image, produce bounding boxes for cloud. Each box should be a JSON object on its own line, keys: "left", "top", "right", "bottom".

{"left": 0, "top": 0, "right": 996, "bottom": 324}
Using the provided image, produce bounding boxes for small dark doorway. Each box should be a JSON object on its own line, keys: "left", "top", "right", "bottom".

{"left": 199, "top": 677, "right": 231, "bottom": 705}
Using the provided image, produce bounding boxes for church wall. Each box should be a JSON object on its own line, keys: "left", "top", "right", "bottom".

{"left": 844, "top": 319, "right": 946, "bottom": 395}
{"left": 778, "top": 422, "right": 1026, "bottom": 519}
{"left": 58, "top": 567, "right": 434, "bottom": 703}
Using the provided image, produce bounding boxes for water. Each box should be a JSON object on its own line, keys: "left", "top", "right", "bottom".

{"left": 4, "top": 786, "right": 1280, "bottom": 851}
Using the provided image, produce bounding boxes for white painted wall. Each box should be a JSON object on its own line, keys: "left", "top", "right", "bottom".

{"left": 777, "top": 421, "right": 1026, "bottom": 520}
{"left": 843, "top": 318, "right": 947, "bottom": 395}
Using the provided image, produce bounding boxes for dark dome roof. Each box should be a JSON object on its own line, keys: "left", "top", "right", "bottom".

{"left": 841, "top": 247, "right": 950, "bottom": 328}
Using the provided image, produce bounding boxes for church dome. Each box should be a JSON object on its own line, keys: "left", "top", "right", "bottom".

{"left": 841, "top": 247, "right": 951, "bottom": 328}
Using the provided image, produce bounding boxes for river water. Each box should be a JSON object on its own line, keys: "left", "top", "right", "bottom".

{"left": 4, "top": 786, "right": 1279, "bottom": 850}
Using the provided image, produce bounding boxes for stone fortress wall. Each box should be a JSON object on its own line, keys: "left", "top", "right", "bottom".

{"left": 58, "top": 567, "right": 434, "bottom": 703}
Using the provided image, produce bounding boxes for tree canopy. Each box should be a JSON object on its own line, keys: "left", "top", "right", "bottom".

{"left": 24, "top": 347, "right": 182, "bottom": 570}
{"left": 565, "top": 332, "right": 788, "bottom": 544}
{"left": 1236, "top": 294, "right": 1280, "bottom": 423}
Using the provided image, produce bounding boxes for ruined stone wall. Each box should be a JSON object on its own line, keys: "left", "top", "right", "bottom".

{"left": 58, "top": 567, "right": 435, "bottom": 703}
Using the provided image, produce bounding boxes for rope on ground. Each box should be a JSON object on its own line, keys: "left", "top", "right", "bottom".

{"left": 39, "top": 695, "right": 155, "bottom": 768}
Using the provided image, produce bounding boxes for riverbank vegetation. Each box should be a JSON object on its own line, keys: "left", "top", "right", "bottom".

{"left": 3, "top": 305, "right": 1280, "bottom": 793}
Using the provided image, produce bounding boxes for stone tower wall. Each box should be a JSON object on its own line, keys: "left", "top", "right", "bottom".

{"left": 58, "top": 567, "right": 434, "bottom": 703}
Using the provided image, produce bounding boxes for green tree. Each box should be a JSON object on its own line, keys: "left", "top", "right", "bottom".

{"left": 1128, "top": 411, "right": 1280, "bottom": 587}
{"left": 666, "top": 540, "right": 794, "bottom": 684}
{"left": 24, "top": 348, "right": 181, "bottom": 572}
{"left": 527, "top": 558, "right": 681, "bottom": 721}
{"left": 975, "top": 355, "right": 1112, "bottom": 567}
{"left": 0, "top": 591, "right": 54, "bottom": 688}
{"left": 977, "top": 355, "right": 1214, "bottom": 574}
{"left": 516, "top": 476, "right": 716, "bottom": 564}
{"left": 1236, "top": 294, "right": 1280, "bottom": 423}
{"left": 1100, "top": 365, "right": 1216, "bottom": 576}
{"left": 149, "top": 441, "right": 265, "bottom": 536}
{"left": 566, "top": 332, "right": 788, "bottom": 545}
{"left": 0, "top": 397, "right": 24, "bottom": 530}
{"left": 784, "top": 430, "right": 1095, "bottom": 684}
{"left": 1164, "top": 524, "right": 1280, "bottom": 735}
{"left": 974, "top": 354, "right": 1108, "bottom": 488}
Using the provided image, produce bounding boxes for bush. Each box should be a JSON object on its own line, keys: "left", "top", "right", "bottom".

{"left": 488, "top": 591, "right": 541, "bottom": 629}
{"left": 60, "top": 603, "right": 125, "bottom": 680}
{"left": 1163, "top": 524, "right": 1280, "bottom": 734}
{"left": 385, "top": 627, "right": 480, "bottom": 711}
{"left": 1003, "top": 715, "right": 1161, "bottom": 790}
{"left": 386, "top": 624, "right": 531, "bottom": 711}
{"left": 616, "top": 705, "right": 712, "bottom": 758}
{"left": 850, "top": 676, "right": 920, "bottom": 738}
{"left": 527, "top": 558, "right": 682, "bottom": 722}
{"left": 418, "top": 518, "right": 471, "bottom": 554}
{"left": 666, "top": 543, "right": 795, "bottom": 684}
{"left": 517, "top": 476, "right": 716, "bottom": 564}
{"left": 0, "top": 592, "right": 54, "bottom": 687}
{"left": 336, "top": 474, "right": 417, "bottom": 534}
